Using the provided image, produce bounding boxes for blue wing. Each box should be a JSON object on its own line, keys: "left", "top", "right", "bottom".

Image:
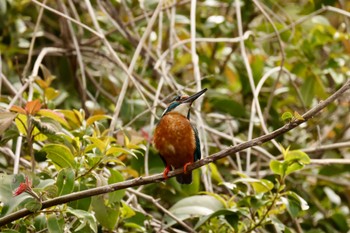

{"left": 191, "top": 124, "right": 201, "bottom": 162}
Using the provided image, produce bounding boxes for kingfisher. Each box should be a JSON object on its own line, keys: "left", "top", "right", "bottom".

{"left": 153, "top": 88, "right": 207, "bottom": 184}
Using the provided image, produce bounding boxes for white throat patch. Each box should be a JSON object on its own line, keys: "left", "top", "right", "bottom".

{"left": 172, "top": 102, "right": 191, "bottom": 117}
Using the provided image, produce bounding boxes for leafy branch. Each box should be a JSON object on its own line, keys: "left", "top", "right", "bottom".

{"left": 1, "top": 79, "right": 350, "bottom": 227}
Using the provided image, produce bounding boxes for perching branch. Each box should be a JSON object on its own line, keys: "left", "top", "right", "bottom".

{"left": 1, "top": 79, "right": 350, "bottom": 226}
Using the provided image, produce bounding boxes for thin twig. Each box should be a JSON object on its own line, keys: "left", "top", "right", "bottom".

{"left": 22, "top": 0, "right": 47, "bottom": 80}
{"left": 235, "top": 0, "right": 257, "bottom": 174}
{"left": 31, "top": 0, "right": 103, "bottom": 38}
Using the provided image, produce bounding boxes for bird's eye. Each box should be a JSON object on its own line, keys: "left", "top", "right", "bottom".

{"left": 171, "top": 95, "right": 181, "bottom": 102}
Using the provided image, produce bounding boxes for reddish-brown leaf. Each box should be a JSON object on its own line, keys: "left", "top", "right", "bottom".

{"left": 25, "top": 99, "right": 42, "bottom": 115}
{"left": 10, "top": 105, "right": 26, "bottom": 114}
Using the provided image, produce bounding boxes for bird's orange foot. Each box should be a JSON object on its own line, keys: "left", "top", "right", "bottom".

{"left": 163, "top": 165, "right": 171, "bottom": 180}
{"left": 183, "top": 162, "right": 192, "bottom": 174}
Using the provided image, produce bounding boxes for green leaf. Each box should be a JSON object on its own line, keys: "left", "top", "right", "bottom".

{"left": 14, "top": 114, "right": 48, "bottom": 141}
{"left": 120, "top": 201, "right": 135, "bottom": 219}
{"left": 0, "top": 174, "right": 33, "bottom": 215}
{"left": 284, "top": 150, "right": 310, "bottom": 176}
{"left": 301, "top": 77, "right": 315, "bottom": 106}
{"left": 47, "top": 214, "right": 64, "bottom": 233}
{"left": 209, "top": 163, "right": 223, "bottom": 183}
{"left": 234, "top": 178, "right": 274, "bottom": 194}
{"left": 286, "top": 191, "right": 309, "bottom": 213}
{"left": 282, "top": 196, "right": 300, "bottom": 218}
{"left": 42, "top": 144, "right": 76, "bottom": 168}
{"left": 123, "top": 211, "right": 148, "bottom": 231}
{"left": 270, "top": 150, "right": 310, "bottom": 177}
{"left": 43, "top": 185, "right": 58, "bottom": 199}
{"left": 281, "top": 111, "right": 293, "bottom": 122}
{"left": 86, "top": 114, "right": 111, "bottom": 126}
{"left": 330, "top": 212, "right": 349, "bottom": 232}
{"left": 293, "top": 111, "right": 304, "bottom": 121}
{"left": 106, "top": 146, "right": 137, "bottom": 158}
{"left": 165, "top": 195, "right": 224, "bottom": 227}
{"left": 86, "top": 137, "right": 107, "bottom": 153}
{"left": 108, "top": 169, "right": 125, "bottom": 204}
{"left": 34, "top": 214, "right": 46, "bottom": 231}
{"left": 270, "top": 160, "right": 284, "bottom": 176}
{"left": 37, "top": 109, "right": 69, "bottom": 129}
{"left": 92, "top": 195, "right": 120, "bottom": 230}
{"left": 68, "top": 183, "right": 91, "bottom": 211}
{"left": 44, "top": 87, "right": 60, "bottom": 101}
{"left": 25, "top": 199, "right": 42, "bottom": 212}
{"left": 284, "top": 150, "right": 310, "bottom": 164}
{"left": 195, "top": 209, "right": 238, "bottom": 230}
{"left": 59, "top": 109, "right": 83, "bottom": 129}
{"left": 251, "top": 179, "right": 274, "bottom": 193}
{"left": 56, "top": 168, "right": 75, "bottom": 196}
{"left": 66, "top": 207, "right": 97, "bottom": 233}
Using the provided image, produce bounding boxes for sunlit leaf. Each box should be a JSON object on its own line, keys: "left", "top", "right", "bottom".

{"left": 120, "top": 201, "right": 135, "bottom": 219}
{"left": 59, "top": 109, "right": 83, "bottom": 128}
{"left": 39, "top": 64, "right": 56, "bottom": 87}
{"left": 14, "top": 114, "right": 28, "bottom": 135}
{"left": 209, "top": 163, "right": 223, "bottom": 183}
{"left": 86, "top": 114, "right": 111, "bottom": 126}
{"left": 270, "top": 160, "right": 284, "bottom": 176}
{"left": 284, "top": 150, "right": 310, "bottom": 164}
{"left": 44, "top": 87, "right": 60, "bottom": 101}
{"left": 37, "top": 109, "right": 69, "bottom": 128}
{"left": 106, "top": 146, "right": 137, "bottom": 158}
{"left": 234, "top": 178, "right": 273, "bottom": 194}
{"left": 24, "top": 99, "right": 42, "bottom": 115}
{"left": 10, "top": 105, "right": 26, "bottom": 114}
{"left": 87, "top": 137, "right": 107, "bottom": 152}
{"left": 281, "top": 111, "right": 293, "bottom": 122}
{"left": 293, "top": 111, "right": 304, "bottom": 121}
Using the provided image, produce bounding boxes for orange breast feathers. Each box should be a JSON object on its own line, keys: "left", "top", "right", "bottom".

{"left": 153, "top": 112, "right": 196, "bottom": 169}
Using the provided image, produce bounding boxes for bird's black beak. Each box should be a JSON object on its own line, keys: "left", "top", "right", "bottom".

{"left": 182, "top": 88, "right": 207, "bottom": 104}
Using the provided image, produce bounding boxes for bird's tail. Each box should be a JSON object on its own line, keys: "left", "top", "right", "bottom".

{"left": 176, "top": 172, "right": 192, "bottom": 184}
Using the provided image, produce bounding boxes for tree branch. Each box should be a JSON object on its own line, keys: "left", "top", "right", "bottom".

{"left": 1, "top": 79, "right": 350, "bottom": 226}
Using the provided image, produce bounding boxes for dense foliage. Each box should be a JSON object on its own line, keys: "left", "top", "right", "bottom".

{"left": 1, "top": 0, "right": 350, "bottom": 232}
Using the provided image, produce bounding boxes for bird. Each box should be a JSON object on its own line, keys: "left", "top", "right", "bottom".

{"left": 153, "top": 88, "right": 207, "bottom": 184}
